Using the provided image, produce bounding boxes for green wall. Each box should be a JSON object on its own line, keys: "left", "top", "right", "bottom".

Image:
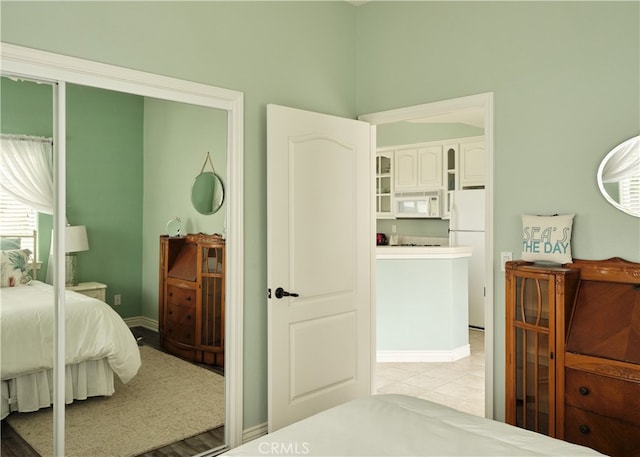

{"left": 1, "top": 0, "right": 357, "bottom": 430}
{"left": 66, "top": 83, "right": 144, "bottom": 318}
{"left": 2, "top": 0, "right": 638, "bottom": 432}
{"left": 356, "top": 1, "right": 640, "bottom": 420}
{"left": 1, "top": 79, "right": 145, "bottom": 313}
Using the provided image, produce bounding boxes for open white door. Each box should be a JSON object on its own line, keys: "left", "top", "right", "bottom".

{"left": 267, "top": 104, "right": 372, "bottom": 432}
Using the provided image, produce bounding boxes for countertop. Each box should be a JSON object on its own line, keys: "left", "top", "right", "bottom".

{"left": 376, "top": 245, "right": 473, "bottom": 260}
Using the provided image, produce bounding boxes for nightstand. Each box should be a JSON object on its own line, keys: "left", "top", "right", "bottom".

{"left": 67, "top": 281, "right": 107, "bottom": 301}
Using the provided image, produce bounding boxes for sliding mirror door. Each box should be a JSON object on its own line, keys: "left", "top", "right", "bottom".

{"left": 0, "top": 43, "right": 244, "bottom": 456}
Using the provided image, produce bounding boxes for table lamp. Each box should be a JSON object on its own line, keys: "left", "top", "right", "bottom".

{"left": 65, "top": 225, "right": 89, "bottom": 286}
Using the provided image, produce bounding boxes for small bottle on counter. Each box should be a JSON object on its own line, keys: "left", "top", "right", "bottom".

{"left": 389, "top": 224, "right": 398, "bottom": 246}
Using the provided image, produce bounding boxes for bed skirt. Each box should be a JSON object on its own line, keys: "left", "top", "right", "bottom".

{"left": 1, "top": 358, "right": 114, "bottom": 419}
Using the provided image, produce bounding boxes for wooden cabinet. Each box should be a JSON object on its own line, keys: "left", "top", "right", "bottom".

{"left": 505, "top": 261, "right": 580, "bottom": 438}
{"left": 159, "top": 233, "right": 225, "bottom": 367}
{"left": 375, "top": 152, "right": 393, "bottom": 218}
{"left": 394, "top": 145, "right": 442, "bottom": 191}
{"left": 563, "top": 258, "right": 640, "bottom": 456}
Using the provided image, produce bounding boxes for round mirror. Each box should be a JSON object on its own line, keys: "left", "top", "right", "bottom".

{"left": 191, "top": 172, "right": 224, "bottom": 215}
{"left": 597, "top": 135, "right": 640, "bottom": 218}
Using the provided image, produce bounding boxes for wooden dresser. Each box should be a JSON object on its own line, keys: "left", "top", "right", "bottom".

{"left": 563, "top": 258, "right": 640, "bottom": 457}
{"left": 158, "top": 233, "right": 225, "bottom": 367}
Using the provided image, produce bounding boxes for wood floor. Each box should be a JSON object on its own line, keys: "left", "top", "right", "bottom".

{"left": 1, "top": 327, "right": 226, "bottom": 457}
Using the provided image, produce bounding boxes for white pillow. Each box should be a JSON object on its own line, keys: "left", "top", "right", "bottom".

{"left": 521, "top": 214, "right": 574, "bottom": 264}
{"left": 0, "top": 249, "right": 33, "bottom": 287}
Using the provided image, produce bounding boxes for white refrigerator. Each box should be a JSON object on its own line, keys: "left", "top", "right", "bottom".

{"left": 449, "top": 189, "right": 486, "bottom": 329}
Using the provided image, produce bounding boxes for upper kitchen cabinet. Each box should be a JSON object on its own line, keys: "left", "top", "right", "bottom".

{"left": 459, "top": 139, "right": 485, "bottom": 188}
{"left": 394, "top": 145, "right": 443, "bottom": 191}
{"left": 375, "top": 151, "right": 394, "bottom": 218}
{"left": 442, "top": 136, "right": 485, "bottom": 219}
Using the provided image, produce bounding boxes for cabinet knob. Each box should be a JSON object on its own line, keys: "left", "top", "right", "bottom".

{"left": 579, "top": 424, "right": 590, "bottom": 435}
{"left": 186, "top": 296, "right": 191, "bottom": 301}
{"left": 169, "top": 292, "right": 173, "bottom": 297}
{"left": 168, "top": 310, "right": 173, "bottom": 315}
{"left": 579, "top": 386, "right": 589, "bottom": 396}
{"left": 186, "top": 314, "right": 191, "bottom": 320}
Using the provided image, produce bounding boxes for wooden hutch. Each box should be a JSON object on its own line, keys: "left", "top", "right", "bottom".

{"left": 506, "top": 258, "right": 640, "bottom": 457}
{"left": 158, "top": 233, "right": 225, "bottom": 367}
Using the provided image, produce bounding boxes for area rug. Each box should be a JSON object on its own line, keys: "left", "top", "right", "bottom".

{"left": 6, "top": 345, "right": 225, "bottom": 457}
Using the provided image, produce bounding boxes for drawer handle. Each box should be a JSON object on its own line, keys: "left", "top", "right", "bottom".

{"left": 579, "top": 424, "right": 590, "bottom": 435}
{"left": 579, "top": 386, "right": 589, "bottom": 396}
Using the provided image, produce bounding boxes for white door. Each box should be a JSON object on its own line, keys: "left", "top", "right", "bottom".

{"left": 267, "top": 104, "right": 372, "bottom": 432}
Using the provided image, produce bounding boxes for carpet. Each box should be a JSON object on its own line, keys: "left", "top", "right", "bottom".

{"left": 6, "top": 345, "right": 225, "bottom": 457}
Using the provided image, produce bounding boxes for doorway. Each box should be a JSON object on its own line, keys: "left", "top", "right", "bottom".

{"left": 359, "top": 92, "right": 494, "bottom": 419}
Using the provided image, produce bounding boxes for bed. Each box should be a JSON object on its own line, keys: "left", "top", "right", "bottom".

{"left": 224, "top": 394, "right": 603, "bottom": 456}
{"left": 0, "top": 241, "right": 141, "bottom": 419}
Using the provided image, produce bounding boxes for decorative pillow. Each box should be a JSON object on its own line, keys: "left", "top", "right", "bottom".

{"left": 0, "top": 249, "right": 33, "bottom": 287}
{"left": 521, "top": 214, "right": 574, "bottom": 264}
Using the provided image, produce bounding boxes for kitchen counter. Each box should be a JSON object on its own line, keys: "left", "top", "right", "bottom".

{"left": 376, "top": 245, "right": 471, "bottom": 363}
{"left": 376, "top": 245, "right": 473, "bottom": 259}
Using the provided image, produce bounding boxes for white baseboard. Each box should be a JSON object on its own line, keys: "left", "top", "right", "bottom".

{"left": 377, "top": 344, "right": 470, "bottom": 363}
{"left": 123, "top": 316, "right": 158, "bottom": 332}
{"left": 241, "top": 422, "right": 268, "bottom": 444}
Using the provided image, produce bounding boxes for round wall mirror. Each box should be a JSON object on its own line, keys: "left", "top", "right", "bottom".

{"left": 191, "top": 172, "right": 224, "bottom": 215}
{"left": 597, "top": 135, "right": 640, "bottom": 218}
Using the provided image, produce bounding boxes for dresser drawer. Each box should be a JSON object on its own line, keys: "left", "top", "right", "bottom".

{"left": 565, "top": 405, "right": 640, "bottom": 457}
{"left": 566, "top": 368, "right": 640, "bottom": 425}
{"left": 167, "top": 285, "right": 196, "bottom": 306}
{"left": 164, "top": 320, "right": 196, "bottom": 346}
{"left": 166, "top": 302, "right": 195, "bottom": 327}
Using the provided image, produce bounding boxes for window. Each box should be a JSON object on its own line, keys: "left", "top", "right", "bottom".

{"left": 620, "top": 175, "right": 640, "bottom": 217}
{"left": 0, "top": 187, "right": 36, "bottom": 252}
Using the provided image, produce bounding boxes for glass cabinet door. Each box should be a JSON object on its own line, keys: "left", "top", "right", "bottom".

{"left": 376, "top": 153, "right": 393, "bottom": 217}
{"left": 200, "top": 245, "right": 225, "bottom": 365}
{"left": 512, "top": 275, "right": 553, "bottom": 435}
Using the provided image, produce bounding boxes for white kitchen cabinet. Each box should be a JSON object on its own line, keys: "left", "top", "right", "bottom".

{"left": 394, "top": 145, "right": 442, "bottom": 191}
{"left": 459, "top": 140, "right": 485, "bottom": 188}
{"left": 375, "top": 151, "right": 394, "bottom": 218}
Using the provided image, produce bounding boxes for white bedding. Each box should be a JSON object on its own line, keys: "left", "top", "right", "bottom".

{"left": 0, "top": 281, "right": 141, "bottom": 411}
{"left": 224, "top": 395, "right": 602, "bottom": 456}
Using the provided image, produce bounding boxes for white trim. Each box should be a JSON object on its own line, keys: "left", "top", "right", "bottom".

{"left": 124, "top": 316, "right": 158, "bottom": 331}
{"left": 359, "top": 92, "right": 495, "bottom": 420}
{"left": 377, "top": 345, "right": 471, "bottom": 363}
{"left": 1, "top": 42, "right": 245, "bottom": 450}
{"left": 241, "top": 422, "right": 269, "bottom": 444}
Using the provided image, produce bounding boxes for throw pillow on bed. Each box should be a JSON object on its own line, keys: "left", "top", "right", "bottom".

{"left": 522, "top": 214, "right": 574, "bottom": 264}
{"left": 0, "top": 249, "right": 33, "bottom": 287}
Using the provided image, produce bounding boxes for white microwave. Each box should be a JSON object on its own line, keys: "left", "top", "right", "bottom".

{"left": 394, "top": 190, "right": 441, "bottom": 218}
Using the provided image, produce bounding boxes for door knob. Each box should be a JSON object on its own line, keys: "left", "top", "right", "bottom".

{"left": 275, "top": 287, "right": 299, "bottom": 299}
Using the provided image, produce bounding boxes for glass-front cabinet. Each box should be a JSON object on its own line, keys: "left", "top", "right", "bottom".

{"left": 505, "top": 261, "right": 579, "bottom": 439}
{"left": 198, "top": 242, "right": 225, "bottom": 366}
{"left": 376, "top": 151, "right": 393, "bottom": 218}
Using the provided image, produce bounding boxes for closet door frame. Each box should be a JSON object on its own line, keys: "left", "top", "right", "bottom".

{"left": 0, "top": 42, "right": 245, "bottom": 454}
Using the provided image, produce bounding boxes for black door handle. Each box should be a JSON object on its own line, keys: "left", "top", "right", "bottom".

{"left": 275, "top": 287, "right": 299, "bottom": 299}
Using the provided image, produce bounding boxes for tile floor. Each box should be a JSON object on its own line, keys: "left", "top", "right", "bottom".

{"left": 375, "top": 329, "right": 485, "bottom": 417}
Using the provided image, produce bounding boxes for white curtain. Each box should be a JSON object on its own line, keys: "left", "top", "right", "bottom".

{"left": 602, "top": 136, "right": 640, "bottom": 183}
{"left": 0, "top": 134, "right": 54, "bottom": 214}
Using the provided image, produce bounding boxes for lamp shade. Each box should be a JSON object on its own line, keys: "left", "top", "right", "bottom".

{"left": 65, "top": 225, "right": 89, "bottom": 253}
